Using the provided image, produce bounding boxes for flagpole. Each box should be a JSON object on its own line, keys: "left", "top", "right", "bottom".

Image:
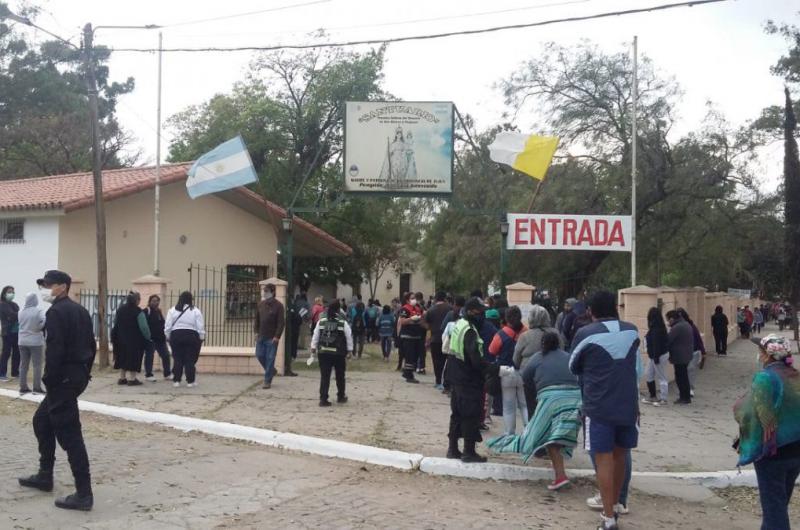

{"left": 630, "top": 35, "right": 638, "bottom": 287}
{"left": 154, "top": 31, "right": 163, "bottom": 276}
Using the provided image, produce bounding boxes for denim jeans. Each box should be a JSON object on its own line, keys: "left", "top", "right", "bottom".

{"left": 590, "top": 449, "right": 632, "bottom": 506}
{"left": 500, "top": 370, "right": 528, "bottom": 435}
{"left": 255, "top": 339, "right": 278, "bottom": 383}
{"left": 754, "top": 455, "right": 800, "bottom": 530}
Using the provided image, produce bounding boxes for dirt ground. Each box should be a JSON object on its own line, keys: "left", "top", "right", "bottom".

{"left": 1, "top": 396, "right": 790, "bottom": 529}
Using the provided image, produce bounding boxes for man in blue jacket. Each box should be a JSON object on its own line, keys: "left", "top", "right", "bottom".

{"left": 569, "top": 291, "right": 641, "bottom": 530}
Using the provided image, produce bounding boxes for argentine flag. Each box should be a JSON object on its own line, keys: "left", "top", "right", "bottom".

{"left": 186, "top": 135, "right": 258, "bottom": 199}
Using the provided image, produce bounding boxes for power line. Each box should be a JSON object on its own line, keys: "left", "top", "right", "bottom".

{"left": 108, "top": 0, "right": 728, "bottom": 53}
{"left": 164, "top": 0, "right": 598, "bottom": 40}
{"left": 160, "top": 0, "right": 332, "bottom": 29}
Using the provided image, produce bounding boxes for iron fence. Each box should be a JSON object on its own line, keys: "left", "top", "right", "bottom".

{"left": 78, "top": 289, "right": 132, "bottom": 339}
{"left": 78, "top": 264, "right": 270, "bottom": 348}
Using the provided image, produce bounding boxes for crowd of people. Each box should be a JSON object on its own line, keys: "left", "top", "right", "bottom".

{"left": 4, "top": 273, "right": 799, "bottom": 528}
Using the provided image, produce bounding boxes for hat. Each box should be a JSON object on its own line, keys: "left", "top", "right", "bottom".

{"left": 566, "top": 298, "right": 578, "bottom": 306}
{"left": 36, "top": 270, "right": 71, "bottom": 287}
{"left": 485, "top": 309, "right": 501, "bottom": 320}
{"left": 751, "top": 334, "right": 792, "bottom": 360}
{"left": 464, "top": 297, "right": 485, "bottom": 313}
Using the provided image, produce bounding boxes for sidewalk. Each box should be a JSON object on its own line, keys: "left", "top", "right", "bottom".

{"left": 13, "top": 327, "right": 766, "bottom": 474}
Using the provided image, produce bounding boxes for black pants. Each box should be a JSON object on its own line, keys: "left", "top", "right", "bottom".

{"left": 0, "top": 332, "right": 20, "bottom": 377}
{"left": 318, "top": 352, "right": 346, "bottom": 401}
{"left": 171, "top": 330, "right": 201, "bottom": 384}
{"left": 524, "top": 383, "right": 538, "bottom": 418}
{"left": 674, "top": 363, "right": 691, "bottom": 402}
{"left": 33, "top": 367, "right": 90, "bottom": 486}
{"left": 290, "top": 321, "right": 301, "bottom": 360}
{"left": 713, "top": 329, "right": 727, "bottom": 354}
{"left": 430, "top": 342, "right": 446, "bottom": 385}
{"left": 449, "top": 384, "right": 483, "bottom": 443}
{"left": 353, "top": 332, "right": 365, "bottom": 357}
{"left": 401, "top": 338, "right": 424, "bottom": 378}
{"left": 144, "top": 339, "right": 171, "bottom": 377}
{"left": 417, "top": 343, "right": 427, "bottom": 370}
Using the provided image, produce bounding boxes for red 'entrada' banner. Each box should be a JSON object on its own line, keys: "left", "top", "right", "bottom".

{"left": 507, "top": 214, "right": 632, "bottom": 252}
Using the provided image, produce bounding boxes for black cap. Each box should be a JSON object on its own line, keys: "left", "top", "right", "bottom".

{"left": 36, "top": 270, "right": 72, "bottom": 287}
{"left": 464, "top": 297, "right": 486, "bottom": 313}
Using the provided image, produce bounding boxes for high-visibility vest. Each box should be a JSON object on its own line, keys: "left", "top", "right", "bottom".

{"left": 317, "top": 316, "right": 346, "bottom": 355}
{"left": 449, "top": 319, "right": 483, "bottom": 362}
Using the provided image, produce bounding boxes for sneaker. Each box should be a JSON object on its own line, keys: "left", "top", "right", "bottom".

{"left": 479, "top": 423, "right": 489, "bottom": 431}
{"left": 614, "top": 503, "right": 629, "bottom": 515}
{"left": 145, "top": 376, "right": 157, "bottom": 382}
{"left": 404, "top": 377, "right": 420, "bottom": 384}
{"left": 319, "top": 400, "right": 332, "bottom": 407}
{"left": 117, "top": 378, "right": 128, "bottom": 385}
{"left": 55, "top": 492, "right": 93, "bottom": 511}
{"left": 262, "top": 382, "right": 271, "bottom": 389}
{"left": 641, "top": 396, "right": 657, "bottom": 404}
{"left": 0, "top": 376, "right": 10, "bottom": 383}
{"left": 418, "top": 369, "right": 426, "bottom": 375}
{"left": 434, "top": 384, "right": 444, "bottom": 391}
{"left": 32, "top": 388, "right": 45, "bottom": 394}
{"left": 187, "top": 382, "right": 197, "bottom": 388}
{"left": 690, "top": 389, "right": 695, "bottom": 397}
{"left": 547, "top": 477, "right": 571, "bottom": 491}
{"left": 19, "top": 388, "right": 31, "bottom": 395}
{"left": 586, "top": 493, "right": 603, "bottom": 511}
{"left": 173, "top": 382, "right": 181, "bottom": 388}
{"left": 337, "top": 396, "right": 348, "bottom": 404}
{"left": 446, "top": 448, "right": 463, "bottom": 459}
{"left": 597, "top": 515, "right": 619, "bottom": 530}
{"left": 18, "top": 472, "right": 54, "bottom": 492}
{"left": 653, "top": 399, "right": 667, "bottom": 407}
{"left": 127, "top": 379, "right": 143, "bottom": 386}
{"left": 674, "top": 398, "right": 691, "bottom": 405}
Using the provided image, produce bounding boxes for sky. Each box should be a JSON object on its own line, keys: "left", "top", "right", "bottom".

{"left": 16, "top": 0, "right": 800, "bottom": 189}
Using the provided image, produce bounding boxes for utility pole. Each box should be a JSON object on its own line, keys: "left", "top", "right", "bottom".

{"left": 154, "top": 31, "right": 163, "bottom": 275}
{"left": 83, "top": 23, "right": 110, "bottom": 367}
{"left": 630, "top": 35, "right": 638, "bottom": 288}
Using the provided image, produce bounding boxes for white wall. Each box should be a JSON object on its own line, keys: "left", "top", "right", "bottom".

{"left": 0, "top": 216, "right": 60, "bottom": 294}
{"left": 337, "top": 267, "right": 436, "bottom": 305}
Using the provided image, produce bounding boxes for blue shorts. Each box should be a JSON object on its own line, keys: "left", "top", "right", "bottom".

{"left": 584, "top": 416, "right": 639, "bottom": 454}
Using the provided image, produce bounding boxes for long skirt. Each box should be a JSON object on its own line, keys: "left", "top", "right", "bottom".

{"left": 486, "top": 385, "right": 582, "bottom": 463}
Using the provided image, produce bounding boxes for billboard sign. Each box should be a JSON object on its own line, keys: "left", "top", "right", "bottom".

{"left": 507, "top": 213, "right": 632, "bottom": 252}
{"left": 344, "top": 101, "right": 454, "bottom": 196}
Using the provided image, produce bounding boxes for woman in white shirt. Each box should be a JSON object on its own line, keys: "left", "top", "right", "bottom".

{"left": 165, "top": 291, "right": 205, "bottom": 388}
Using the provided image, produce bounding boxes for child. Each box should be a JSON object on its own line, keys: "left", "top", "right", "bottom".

{"left": 378, "top": 306, "right": 396, "bottom": 362}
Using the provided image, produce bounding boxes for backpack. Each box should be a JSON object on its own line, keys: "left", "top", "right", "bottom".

{"left": 318, "top": 317, "right": 346, "bottom": 355}
{"left": 351, "top": 310, "right": 366, "bottom": 333}
{"left": 378, "top": 314, "right": 394, "bottom": 336}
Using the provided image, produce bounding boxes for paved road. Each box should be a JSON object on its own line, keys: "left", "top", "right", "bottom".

{"left": 0, "top": 398, "right": 766, "bottom": 529}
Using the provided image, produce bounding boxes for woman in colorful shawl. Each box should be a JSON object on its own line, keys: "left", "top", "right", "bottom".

{"left": 734, "top": 334, "right": 800, "bottom": 530}
{"left": 488, "top": 331, "right": 581, "bottom": 491}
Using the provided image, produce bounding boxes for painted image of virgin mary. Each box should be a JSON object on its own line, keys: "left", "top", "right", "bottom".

{"left": 379, "top": 126, "right": 417, "bottom": 184}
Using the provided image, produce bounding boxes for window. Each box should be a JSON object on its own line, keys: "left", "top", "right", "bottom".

{"left": 226, "top": 265, "right": 270, "bottom": 319}
{"left": 0, "top": 219, "right": 24, "bottom": 244}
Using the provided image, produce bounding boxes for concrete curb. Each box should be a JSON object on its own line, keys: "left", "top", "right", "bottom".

{"left": 0, "top": 389, "right": 423, "bottom": 471}
{"left": 0, "top": 389, "right": 775, "bottom": 488}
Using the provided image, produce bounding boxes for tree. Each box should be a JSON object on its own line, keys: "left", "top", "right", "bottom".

{"left": 168, "top": 43, "right": 408, "bottom": 291}
{"left": 418, "top": 42, "right": 774, "bottom": 298}
{"left": 0, "top": 2, "right": 136, "bottom": 179}
{"left": 783, "top": 88, "right": 800, "bottom": 339}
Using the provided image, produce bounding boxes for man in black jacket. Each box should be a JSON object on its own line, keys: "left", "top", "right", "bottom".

{"left": 446, "top": 297, "right": 499, "bottom": 463}
{"left": 18, "top": 270, "right": 96, "bottom": 511}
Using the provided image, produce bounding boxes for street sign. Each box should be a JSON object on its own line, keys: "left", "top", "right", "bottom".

{"left": 507, "top": 213, "right": 632, "bottom": 252}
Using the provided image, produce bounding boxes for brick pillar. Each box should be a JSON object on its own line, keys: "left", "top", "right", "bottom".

{"left": 131, "top": 274, "right": 171, "bottom": 308}
{"left": 505, "top": 282, "right": 535, "bottom": 306}
{"left": 259, "top": 277, "right": 288, "bottom": 376}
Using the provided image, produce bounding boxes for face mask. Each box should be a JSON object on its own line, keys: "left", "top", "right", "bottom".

{"left": 469, "top": 312, "right": 485, "bottom": 326}
{"left": 264, "top": 292, "right": 274, "bottom": 300}
{"left": 4, "top": 292, "right": 14, "bottom": 302}
{"left": 410, "top": 299, "right": 417, "bottom": 307}
{"left": 40, "top": 288, "right": 55, "bottom": 303}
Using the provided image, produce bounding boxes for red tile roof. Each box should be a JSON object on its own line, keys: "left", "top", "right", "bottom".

{"left": 0, "top": 163, "right": 352, "bottom": 256}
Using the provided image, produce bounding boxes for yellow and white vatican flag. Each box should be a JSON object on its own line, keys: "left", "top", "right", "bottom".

{"left": 488, "top": 132, "right": 559, "bottom": 181}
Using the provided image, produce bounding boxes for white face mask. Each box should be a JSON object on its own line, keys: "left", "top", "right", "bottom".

{"left": 40, "top": 288, "right": 55, "bottom": 303}
{"left": 410, "top": 299, "right": 417, "bottom": 307}
{"left": 264, "top": 291, "right": 274, "bottom": 300}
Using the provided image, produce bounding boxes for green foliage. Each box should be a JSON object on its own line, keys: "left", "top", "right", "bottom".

{"left": 0, "top": 2, "right": 135, "bottom": 179}
{"left": 419, "top": 42, "right": 779, "bottom": 298}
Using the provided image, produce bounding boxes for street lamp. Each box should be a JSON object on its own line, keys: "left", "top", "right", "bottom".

{"left": 500, "top": 214, "right": 509, "bottom": 299}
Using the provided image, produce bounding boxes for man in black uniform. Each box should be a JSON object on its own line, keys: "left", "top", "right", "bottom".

{"left": 18, "top": 270, "right": 96, "bottom": 511}
{"left": 446, "top": 297, "right": 499, "bottom": 463}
